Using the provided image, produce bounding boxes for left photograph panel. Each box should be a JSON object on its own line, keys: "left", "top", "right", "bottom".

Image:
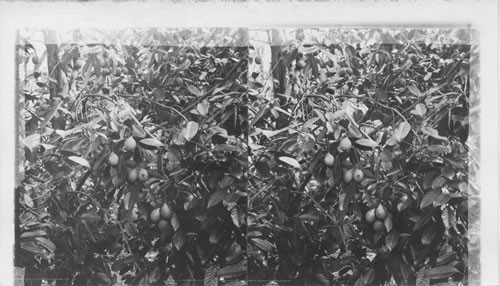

{"left": 15, "top": 28, "right": 248, "bottom": 286}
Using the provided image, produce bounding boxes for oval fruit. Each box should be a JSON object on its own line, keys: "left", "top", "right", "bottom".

{"left": 108, "top": 152, "right": 119, "bottom": 166}
{"left": 254, "top": 56, "right": 262, "bottom": 65}
{"left": 127, "top": 168, "right": 138, "bottom": 183}
{"left": 158, "top": 219, "right": 171, "bottom": 232}
{"left": 345, "top": 67, "right": 353, "bottom": 75}
{"left": 297, "top": 60, "right": 306, "bottom": 69}
{"left": 150, "top": 208, "right": 161, "bottom": 222}
{"left": 160, "top": 203, "right": 173, "bottom": 219}
{"left": 323, "top": 153, "right": 335, "bottom": 167}
{"left": 174, "top": 77, "right": 183, "bottom": 86}
{"left": 365, "top": 208, "right": 376, "bottom": 223}
{"left": 343, "top": 169, "right": 353, "bottom": 183}
{"left": 396, "top": 78, "right": 407, "bottom": 88}
{"left": 338, "top": 68, "right": 347, "bottom": 77}
{"left": 373, "top": 220, "right": 386, "bottom": 232}
{"left": 338, "top": 137, "right": 352, "bottom": 152}
{"left": 32, "top": 55, "right": 39, "bottom": 65}
{"left": 138, "top": 168, "right": 149, "bottom": 182}
{"left": 375, "top": 204, "right": 387, "bottom": 220}
{"left": 353, "top": 169, "right": 364, "bottom": 182}
{"left": 114, "top": 67, "right": 122, "bottom": 76}
{"left": 124, "top": 137, "right": 136, "bottom": 152}
{"left": 75, "top": 58, "right": 85, "bottom": 69}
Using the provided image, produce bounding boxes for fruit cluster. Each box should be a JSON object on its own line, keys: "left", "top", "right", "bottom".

{"left": 107, "top": 136, "right": 150, "bottom": 184}
{"left": 150, "top": 203, "right": 176, "bottom": 234}
{"left": 365, "top": 204, "right": 392, "bottom": 233}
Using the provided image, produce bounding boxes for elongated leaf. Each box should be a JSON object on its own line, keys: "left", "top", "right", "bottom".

{"left": 385, "top": 230, "right": 399, "bottom": 250}
{"left": 363, "top": 268, "right": 375, "bottom": 285}
{"left": 414, "top": 103, "right": 427, "bottom": 116}
{"left": 23, "top": 193, "right": 34, "bottom": 208}
{"left": 408, "top": 85, "right": 422, "bottom": 97}
{"left": 182, "top": 121, "right": 199, "bottom": 142}
{"left": 251, "top": 238, "right": 274, "bottom": 252}
{"left": 173, "top": 230, "right": 186, "bottom": 250}
{"left": 231, "top": 207, "right": 240, "bottom": 228}
{"left": 207, "top": 190, "right": 225, "bottom": 208}
{"left": 425, "top": 265, "right": 459, "bottom": 280}
{"left": 355, "top": 138, "right": 378, "bottom": 149}
{"left": 278, "top": 156, "right": 301, "bottom": 169}
{"left": 436, "top": 251, "right": 457, "bottom": 265}
{"left": 420, "top": 190, "right": 441, "bottom": 209}
{"left": 204, "top": 265, "right": 218, "bottom": 286}
{"left": 217, "top": 263, "right": 246, "bottom": 279}
{"left": 68, "top": 156, "right": 90, "bottom": 168}
{"left": 421, "top": 126, "right": 448, "bottom": 141}
{"left": 170, "top": 213, "right": 181, "bottom": 231}
{"left": 140, "top": 138, "right": 164, "bottom": 148}
{"left": 394, "top": 121, "right": 411, "bottom": 142}
{"left": 21, "top": 229, "right": 46, "bottom": 239}
{"left": 23, "top": 134, "right": 41, "bottom": 150}
{"left": 416, "top": 267, "right": 430, "bottom": 286}
{"left": 421, "top": 224, "right": 437, "bottom": 245}
{"left": 35, "top": 237, "right": 56, "bottom": 252}
{"left": 187, "top": 84, "right": 202, "bottom": 97}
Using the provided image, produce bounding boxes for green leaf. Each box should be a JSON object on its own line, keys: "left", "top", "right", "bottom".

{"left": 408, "top": 85, "right": 423, "bottom": 97}
{"left": 182, "top": 121, "right": 199, "bottom": 142}
{"left": 251, "top": 238, "right": 274, "bottom": 252}
{"left": 208, "top": 190, "right": 225, "bottom": 208}
{"left": 414, "top": 103, "right": 427, "bottom": 116}
{"left": 231, "top": 207, "right": 240, "bottom": 228}
{"left": 35, "top": 237, "right": 56, "bottom": 252}
{"left": 23, "top": 134, "right": 40, "bottom": 150}
{"left": 436, "top": 251, "right": 457, "bottom": 265}
{"left": 68, "top": 156, "right": 90, "bottom": 168}
{"left": 421, "top": 224, "right": 437, "bottom": 245}
{"left": 172, "top": 230, "right": 186, "bottom": 250}
{"left": 204, "top": 265, "right": 218, "bottom": 286}
{"left": 420, "top": 189, "right": 441, "bottom": 209}
{"left": 20, "top": 229, "right": 46, "bottom": 239}
{"left": 385, "top": 230, "right": 399, "bottom": 250}
{"left": 187, "top": 84, "right": 202, "bottom": 97}
{"left": 394, "top": 121, "right": 411, "bottom": 142}
{"left": 355, "top": 138, "right": 378, "bottom": 149}
{"left": 427, "top": 145, "right": 451, "bottom": 153}
{"left": 363, "top": 268, "right": 375, "bottom": 285}
{"left": 278, "top": 156, "right": 301, "bottom": 169}
{"left": 214, "top": 144, "right": 242, "bottom": 153}
{"left": 421, "top": 126, "right": 448, "bottom": 141}
{"left": 416, "top": 267, "right": 430, "bottom": 286}
{"left": 23, "top": 193, "right": 34, "bottom": 208}
{"left": 425, "top": 265, "right": 459, "bottom": 280}
{"left": 216, "top": 263, "right": 246, "bottom": 279}
{"left": 140, "top": 138, "right": 164, "bottom": 148}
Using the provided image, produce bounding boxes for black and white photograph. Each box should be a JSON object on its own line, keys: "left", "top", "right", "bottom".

{"left": 247, "top": 27, "right": 478, "bottom": 286}
{"left": 0, "top": 1, "right": 498, "bottom": 286}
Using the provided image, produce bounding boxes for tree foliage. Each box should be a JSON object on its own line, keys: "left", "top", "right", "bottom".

{"left": 16, "top": 28, "right": 476, "bottom": 286}
{"left": 17, "top": 29, "right": 247, "bottom": 286}
{"left": 247, "top": 28, "right": 474, "bottom": 286}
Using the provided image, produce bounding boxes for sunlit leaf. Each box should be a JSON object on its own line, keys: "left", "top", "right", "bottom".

{"left": 182, "top": 121, "right": 199, "bottom": 142}
{"left": 140, "top": 138, "right": 164, "bottom": 148}
{"left": 278, "top": 156, "right": 301, "bottom": 169}
{"left": 68, "top": 156, "right": 90, "bottom": 168}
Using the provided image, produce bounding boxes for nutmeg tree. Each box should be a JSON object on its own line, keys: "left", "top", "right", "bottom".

{"left": 248, "top": 28, "right": 474, "bottom": 286}
{"left": 16, "top": 28, "right": 248, "bottom": 286}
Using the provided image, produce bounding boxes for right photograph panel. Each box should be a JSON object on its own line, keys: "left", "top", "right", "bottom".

{"left": 247, "top": 28, "right": 478, "bottom": 286}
